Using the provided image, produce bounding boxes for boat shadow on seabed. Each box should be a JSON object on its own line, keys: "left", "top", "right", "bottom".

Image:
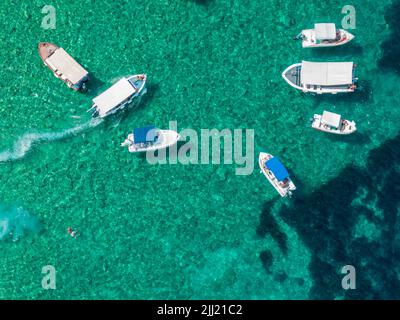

{"left": 192, "top": 0, "right": 213, "bottom": 5}
{"left": 132, "top": 139, "right": 186, "bottom": 161}
{"left": 325, "top": 131, "right": 371, "bottom": 145}
{"left": 84, "top": 72, "right": 105, "bottom": 96}
{"left": 309, "top": 43, "right": 364, "bottom": 58}
{"left": 310, "top": 79, "right": 373, "bottom": 107}
{"left": 257, "top": 131, "right": 400, "bottom": 299}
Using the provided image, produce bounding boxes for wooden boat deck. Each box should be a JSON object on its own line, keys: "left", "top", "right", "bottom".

{"left": 38, "top": 42, "right": 89, "bottom": 90}
{"left": 38, "top": 42, "right": 58, "bottom": 61}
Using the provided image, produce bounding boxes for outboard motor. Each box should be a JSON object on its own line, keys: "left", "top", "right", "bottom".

{"left": 293, "top": 32, "right": 303, "bottom": 40}
{"left": 80, "top": 82, "right": 88, "bottom": 93}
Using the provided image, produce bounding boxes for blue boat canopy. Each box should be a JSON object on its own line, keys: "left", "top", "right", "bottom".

{"left": 265, "top": 157, "right": 289, "bottom": 182}
{"left": 134, "top": 125, "right": 157, "bottom": 144}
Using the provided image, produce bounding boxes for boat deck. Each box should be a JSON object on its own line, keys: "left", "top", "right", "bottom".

{"left": 38, "top": 42, "right": 89, "bottom": 89}
{"left": 285, "top": 66, "right": 301, "bottom": 86}
{"left": 91, "top": 75, "right": 146, "bottom": 118}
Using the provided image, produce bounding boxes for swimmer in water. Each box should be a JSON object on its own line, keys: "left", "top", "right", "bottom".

{"left": 67, "top": 227, "right": 77, "bottom": 238}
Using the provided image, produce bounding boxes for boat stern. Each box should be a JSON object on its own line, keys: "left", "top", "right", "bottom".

{"left": 88, "top": 104, "right": 100, "bottom": 118}
{"left": 301, "top": 29, "right": 315, "bottom": 48}
{"left": 311, "top": 114, "right": 322, "bottom": 129}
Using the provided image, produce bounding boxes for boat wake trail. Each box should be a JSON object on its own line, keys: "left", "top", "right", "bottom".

{"left": 0, "top": 118, "right": 103, "bottom": 163}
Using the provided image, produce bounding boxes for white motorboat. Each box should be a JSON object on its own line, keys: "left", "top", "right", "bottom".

{"left": 121, "top": 125, "right": 180, "bottom": 153}
{"left": 259, "top": 152, "right": 296, "bottom": 197}
{"left": 282, "top": 61, "right": 357, "bottom": 94}
{"left": 311, "top": 111, "right": 357, "bottom": 135}
{"left": 295, "top": 23, "right": 355, "bottom": 48}
{"left": 89, "top": 74, "right": 147, "bottom": 118}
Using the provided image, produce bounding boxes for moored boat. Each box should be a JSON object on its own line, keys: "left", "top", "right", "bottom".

{"left": 121, "top": 125, "right": 180, "bottom": 153}
{"left": 295, "top": 23, "right": 355, "bottom": 48}
{"left": 259, "top": 153, "right": 296, "bottom": 197}
{"left": 38, "top": 42, "right": 89, "bottom": 91}
{"left": 311, "top": 111, "right": 356, "bottom": 135}
{"left": 89, "top": 74, "right": 147, "bottom": 118}
{"left": 282, "top": 61, "right": 357, "bottom": 94}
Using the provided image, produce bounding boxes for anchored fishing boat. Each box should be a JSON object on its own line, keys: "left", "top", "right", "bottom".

{"left": 121, "top": 125, "right": 180, "bottom": 153}
{"left": 38, "top": 42, "right": 89, "bottom": 91}
{"left": 259, "top": 153, "right": 296, "bottom": 197}
{"left": 282, "top": 61, "right": 357, "bottom": 94}
{"left": 89, "top": 74, "right": 147, "bottom": 118}
{"left": 294, "top": 23, "right": 354, "bottom": 48}
{"left": 311, "top": 111, "right": 356, "bottom": 135}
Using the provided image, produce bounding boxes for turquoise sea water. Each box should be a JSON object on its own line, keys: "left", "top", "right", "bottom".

{"left": 1, "top": 0, "right": 399, "bottom": 299}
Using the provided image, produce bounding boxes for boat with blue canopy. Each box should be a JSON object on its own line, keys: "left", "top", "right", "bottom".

{"left": 259, "top": 152, "right": 296, "bottom": 197}
{"left": 121, "top": 125, "right": 180, "bottom": 153}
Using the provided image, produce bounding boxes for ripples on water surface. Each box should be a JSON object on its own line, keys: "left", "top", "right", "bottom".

{"left": 0, "top": 0, "right": 399, "bottom": 299}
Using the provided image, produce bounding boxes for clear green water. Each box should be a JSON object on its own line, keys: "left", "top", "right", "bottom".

{"left": 1, "top": 0, "right": 399, "bottom": 299}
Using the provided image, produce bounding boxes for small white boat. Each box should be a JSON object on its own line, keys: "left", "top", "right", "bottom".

{"left": 259, "top": 153, "right": 296, "bottom": 198}
{"left": 89, "top": 74, "right": 147, "bottom": 118}
{"left": 38, "top": 42, "right": 89, "bottom": 91}
{"left": 121, "top": 125, "right": 180, "bottom": 153}
{"left": 311, "top": 111, "right": 356, "bottom": 135}
{"left": 295, "top": 23, "right": 354, "bottom": 48}
{"left": 282, "top": 61, "right": 357, "bottom": 94}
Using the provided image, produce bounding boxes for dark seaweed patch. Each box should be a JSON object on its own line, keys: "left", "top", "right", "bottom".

{"left": 259, "top": 131, "right": 400, "bottom": 299}
{"left": 378, "top": 1, "right": 400, "bottom": 73}
{"left": 259, "top": 250, "right": 273, "bottom": 273}
{"left": 257, "top": 201, "right": 288, "bottom": 254}
{"left": 192, "top": 0, "right": 213, "bottom": 6}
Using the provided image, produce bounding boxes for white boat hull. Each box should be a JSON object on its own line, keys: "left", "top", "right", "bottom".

{"left": 258, "top": 152, "right": 296, "bottom": 198}
{"left": 282, "top": 63, "right": 356, "bottom": 94}
{"left": 90, "top": 74, "right": 147, "bottom": 118}
{"left": 122, "top": 130, "right": 180, "bottom": 153}
{"left": 311, "top": 114, "right": 357, "bottom": 135}
{"left": 302, "top": 29, "right": 355, "bottom": 48}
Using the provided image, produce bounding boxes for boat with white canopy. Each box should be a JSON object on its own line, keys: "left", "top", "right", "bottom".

{"left": 311, "top": 111, "right": 356, "bottom": 135}
{"left": 295, "top": 23, "right": 354, "bottom": 48}
{"left": 121, "top": 125, "right": 180, "bottom": 153}
{"left": 282, "top": 61, "right": 357, "bottom": 94}
{"left": 259, "top": 153, "right": 296, "bottom": 197}
{"left": 89, "top": 74, "right": 147, "bottom": 118}
{"left": 38, "top": 42, "right": 89, "bottom": 91}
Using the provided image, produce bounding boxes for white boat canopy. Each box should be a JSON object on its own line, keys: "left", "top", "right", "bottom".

{"left": 92, "top": 78, "right": 137, "bottom": 116}
{"left": 46, "top": 48, "right": 88, "bottom": 85}
{"left": 321, "top": 111, "right": 341, "bottom": 128}
{"left": 301, "top": 61, "right": 353, "bottom": 86}
{"left": 315, "top": 23, "right": 336, "bottom": 40}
